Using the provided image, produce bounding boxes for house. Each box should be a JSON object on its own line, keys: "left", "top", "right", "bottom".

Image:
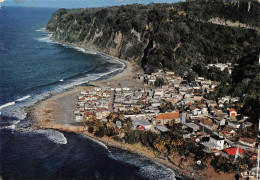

{"left": 181, "top": 112, "right": 187, "bottom": 124}
{"left": 133, "top": 120, "right": 152, "bottom": 130}
{"left": 227, "top": 121, "right": 240, "bottom": 129}
{"left": 84, "top": 112, "right": 94, "bottom": 120}
{"left": 224, "top": 147, "right": 244, "bottom": 156}
{"left": 220, "top": 126, "right": 237, "bottom": 138}
{"left": 183, "top": 133, "right": 191, "bottom": 139}
{"left": 75, "top": 115, "right": 84, "bottom": 122}
{"left": 116, "top": 121, "right": 122, "bottom": 128}
{"left": 239, "top": 138, "right": 257, "bottom": 148}
{"left": 199, "top": 118, "right": 218, "bottom": 130}
{"left": 230, "top": 97, "right": 239, "bottom": 103}
{"left": 153, "top": 112, "right": 180, "bottom": 125}
{"left": 214, "top": 116, "right": 226, "bottom": 126}
{"left": 154, "top": 89, "right": 164, "bottom": 97}
{"left": 242, "top": 121, "right": 253, "bottom": 128}
{"left": 95, "top": 109, "right": 110, "bottom": 120}
{"left": 206, "top": 100, "right": 217, "bottom": 108}
{"left": 192, "top": 108, "right": 201, "bottom": 116}
{"left": 201, "top": 135, "right": 225, "bottom": 151}
{"left": 186, "top": 123, "right": 200, "bottom": 132}
{"left": 155, "top": 126, "right": 169, "bottom": 133}
{"left": 229, "top": 108, "right": 237, "bottom": 117}
{"left": 221, "top": 96, "right": 231, "bottom": 103}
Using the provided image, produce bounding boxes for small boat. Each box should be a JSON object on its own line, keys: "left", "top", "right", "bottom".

{"left": 59, "top": 79, "right": 64, "bottom": 82}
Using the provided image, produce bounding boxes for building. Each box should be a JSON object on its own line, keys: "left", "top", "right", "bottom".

{"left": 228, "top": 121, "right": 240, "bottom": 129}
{"left": 224, "top": 147, "right": 244, "bottom": 156}
{"left": 201, "top": 135, "right": 225, "bottom": 151}
{"left": 153, "top": 112, "right": 180, "bottom": 125}
{"left": 209, "top": 135, "right": 225, "bottom": 150}
{"left": 116, "top": 121, "right": 122, "bottom": 128}
{"left": 186, "top": 123, "right": 200, "bottom": 132}
{"left": 155, "top": 126, "right": 169, "bottom": 133}
{"left": 214, "top": 116, "right": 226, "bottom": 126}
{"left": 181, "top": 112, "right": 187, "bottom": 124}
{"left": 133, "top": 120, "right": 152, "bottom": 130}
{"left": 239, "top": 138, "right": 257, "bottom": 148}
{"left": 229, "top": 108, "right": 237, "bottom": 117}
{"left": 199, "top": 118, "right": 218, "bottom": 131}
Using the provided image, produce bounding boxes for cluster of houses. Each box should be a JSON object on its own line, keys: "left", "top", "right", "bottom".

{"left": 73, "top": 69, "right": 257, "bottom": 174}
{"left": 74, "top": 87, "right": 111, "bottom": 122}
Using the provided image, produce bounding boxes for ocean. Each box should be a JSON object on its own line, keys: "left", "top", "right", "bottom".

{"left": 0, "top": 6, "right": 181, "bottom": 180}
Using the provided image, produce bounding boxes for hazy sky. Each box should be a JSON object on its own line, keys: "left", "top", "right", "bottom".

{"left": 3, "top": 0, "right": 182, "bottom": 8}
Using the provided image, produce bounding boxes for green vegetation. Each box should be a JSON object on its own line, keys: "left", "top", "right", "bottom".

{"left": 154, "top": 77, "right": 165, "bottom": 87}
{"left": 47, "top": 0, "right": 259, "bottom": 124}
{"left": 211, "top": 156, "right": 255, "bottom": 173}
{"left": 47, "top": 0, "right": 259, "bottom": 75}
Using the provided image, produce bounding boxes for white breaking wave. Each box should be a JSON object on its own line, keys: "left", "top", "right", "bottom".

{"left": 36, "top": 129, "right": 67, "bottom": 144}
{"left": 36, "top": 27, "right": 46, "bottom": 32}
{"left": 1, "top": 124, "right": 16, "bottom": 130}
{"left": 0, "top": 101, "right": 15, "bottom": 110}
{"left": 80, "top": 134, "right": 115, "bottom": 159}
{"left": 15, "top": 95, "right": 30, "bottom": 102}
{"left": 38, "top": 33, "right": 53, "bottom": 43}
{"left": 0, "top": 95, "right": 32, "bottom": 120}
{"left": 0, "top": 95, "right": 30, "bottom": 110}
{"left": 98, "top": 67, "right": 123, "bottom": 77}
{"left": 113, "top": 152, "right": 176, "bottom": 179}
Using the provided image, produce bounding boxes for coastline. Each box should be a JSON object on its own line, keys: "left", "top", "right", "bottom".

{"left": 28, "top": 39, "right": 195, "bottom": 179}
{"left": 28, "top": 39, "right": 231, "bottom": 180}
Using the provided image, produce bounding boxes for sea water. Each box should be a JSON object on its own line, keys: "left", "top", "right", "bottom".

{"left": 0, "top": 6, "right": 182, "bottom": 180}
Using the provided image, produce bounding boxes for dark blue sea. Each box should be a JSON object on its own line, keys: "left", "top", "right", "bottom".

{"left": 0, "top": 7, "right": 180, "bottom": 180}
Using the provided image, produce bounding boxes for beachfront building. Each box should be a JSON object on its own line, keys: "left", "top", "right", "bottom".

{"left": 153, "top": 112, "right": 180, "bottom": 125}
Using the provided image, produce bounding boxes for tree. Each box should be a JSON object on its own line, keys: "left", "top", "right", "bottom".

{"left": 94, "top": 126, "right": 105, "bottom": 137}
{"left": 186, "top": 71, "right": 196, "bottom": 83}
{"left": 154, "top": 77, "right": 165, "bottom": 87}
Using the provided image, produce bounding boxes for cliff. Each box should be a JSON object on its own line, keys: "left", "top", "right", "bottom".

{"left": 46, "top": 0, "right": 259, "bottom": 75}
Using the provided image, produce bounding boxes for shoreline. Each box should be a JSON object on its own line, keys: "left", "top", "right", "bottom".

{"left": 28, "top": 39, "right": 196, "bottom": 179}
{"left": 28, "top": 39, "right": 200, "bottom": 179}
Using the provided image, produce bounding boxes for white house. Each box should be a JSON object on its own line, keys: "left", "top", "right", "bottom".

{"left": 202, "top": 135, "right": 225, "bottom": 151}
{"left": 133, "top": 120, "right": 152, "bottom": 130}
{"left": 75, "top": 115, "right": 84, "bottom": 122}
{"left": 186, "top": 123, "right": 200, "bottom": 132}
{"left": 228, "top": 121, "right": 240, "bottom": 129}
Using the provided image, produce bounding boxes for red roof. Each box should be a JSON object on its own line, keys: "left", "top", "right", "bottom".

{"left": 224, "top": 147, "right": 244, "bottom": 155}
{"left": 156, "top": 112, "right": 180, "bottom": 120}
{"left": 229, "top": 108, "right": 237, "bottom": 112}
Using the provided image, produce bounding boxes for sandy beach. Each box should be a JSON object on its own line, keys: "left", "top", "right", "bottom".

{"left": 28, "top": 49, "right": 193, "bottom": 179}
{"left": 28, "top": 47, "right": 234, "bottom": 180}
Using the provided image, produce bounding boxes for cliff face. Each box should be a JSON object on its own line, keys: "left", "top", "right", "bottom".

{"left": 46, "top": 0, "right": 259, "bottom": 75}
{"left": 46, "top": 6, "right": 148, "bottom": 61}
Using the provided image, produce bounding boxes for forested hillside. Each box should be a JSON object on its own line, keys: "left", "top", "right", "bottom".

{"left": 46, "top": 0, "right": 259, "bottom": 75}
{"left": 47, "top": 0, "right": 259, "bottom": 124}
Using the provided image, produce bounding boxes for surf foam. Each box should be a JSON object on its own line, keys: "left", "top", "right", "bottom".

{"left": 112, "top": 151, "right": 176, "bottom": 179}
{"left": 36, "top": 129, "right": 67, "bottom": 144}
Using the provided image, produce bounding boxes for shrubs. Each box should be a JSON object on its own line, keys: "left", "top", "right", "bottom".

{"left": 94, "top": 126, "right": 105, "bottom": 137}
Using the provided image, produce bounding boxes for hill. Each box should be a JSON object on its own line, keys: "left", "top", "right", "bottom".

{"left": 46, "top": 0, "right": 260, "bottom": 124}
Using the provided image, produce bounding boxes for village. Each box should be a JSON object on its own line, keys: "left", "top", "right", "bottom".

{"left": 73, "top": 66, "right": 258, "bottom": 179}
